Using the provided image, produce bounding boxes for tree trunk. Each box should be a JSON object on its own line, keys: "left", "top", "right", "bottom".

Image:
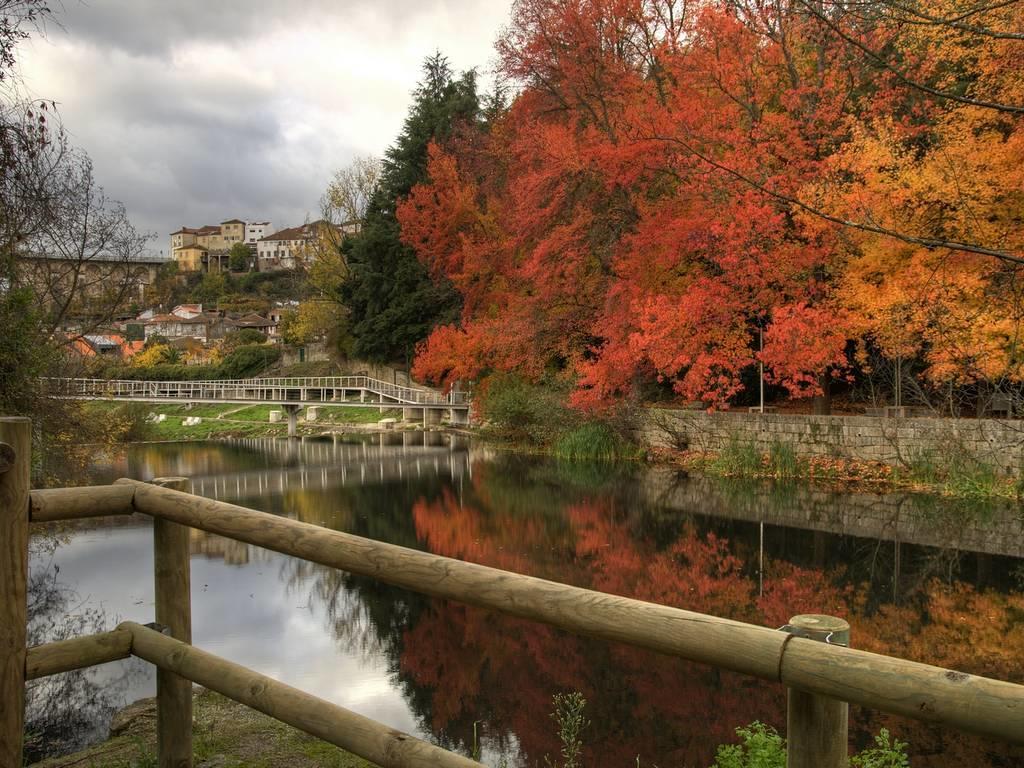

{"left": 813, "top": 373, "right": 832, "bottom": 415}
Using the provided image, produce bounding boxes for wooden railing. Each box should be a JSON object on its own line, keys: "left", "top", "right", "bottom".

{"left": 49, "top": 376, "right": 472, "bottom": 407}
{"left": 2, "top": 416, "right": 1023, "bottom": 768}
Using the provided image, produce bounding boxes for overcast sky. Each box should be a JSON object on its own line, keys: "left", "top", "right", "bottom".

{"left": 17, "top": 0, "right": 513, "bottom": 255}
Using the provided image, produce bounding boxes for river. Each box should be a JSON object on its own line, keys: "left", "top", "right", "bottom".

{"left": 27, "top": 434, "right": 1024, "bottom": 766}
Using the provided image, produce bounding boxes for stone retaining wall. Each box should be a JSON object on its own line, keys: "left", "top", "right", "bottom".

{"left": 639, "top": 409, "right": 1024, "bottom": 474}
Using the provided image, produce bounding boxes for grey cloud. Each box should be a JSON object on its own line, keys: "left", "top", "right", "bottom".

{"left": 23, "top": 0, "right": 511, "bottom": 249}
{"left": 51, "top": 0, "right": 466, "bottom": 57}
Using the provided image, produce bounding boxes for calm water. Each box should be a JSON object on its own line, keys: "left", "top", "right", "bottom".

{"left": 28, "top": 435, "right": 1024, "bottom": 767}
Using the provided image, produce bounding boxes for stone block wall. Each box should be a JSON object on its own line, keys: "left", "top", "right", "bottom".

{"left": 639, "top": 409, "right": 1024, "bottom": 474}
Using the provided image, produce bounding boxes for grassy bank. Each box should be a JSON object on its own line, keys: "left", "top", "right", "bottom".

{"left": 474, "top": 374, "right": 646, "bottom": 462}
{"left": 31, "top": 689, "right": 374, "bottom": 768}
{"left": 84, "top": 401, "right": 404, "bottom": 441}
{"left": 668, "top": 437, "right": 1024, "bottom": 501}
{"left": 475, "top": 378, "right": 1021, "bottom": 499}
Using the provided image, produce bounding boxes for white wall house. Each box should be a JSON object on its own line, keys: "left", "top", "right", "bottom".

{"left": 256, "top": 225, "right": 305, "bottom": 271}
{"left": 245, "top": 221, "right": 271, "bottom": 246}
{"left": 256, "top": 221, "right": 341, "bottom": 272}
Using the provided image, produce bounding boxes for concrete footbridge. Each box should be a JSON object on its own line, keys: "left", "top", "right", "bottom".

{"left": 53, "top": 376, "right": 471, "bottom": 435}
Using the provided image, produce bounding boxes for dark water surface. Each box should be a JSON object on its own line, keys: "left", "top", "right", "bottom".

{"left": 29, "top": 434, "right": 1024, "bottom": 766}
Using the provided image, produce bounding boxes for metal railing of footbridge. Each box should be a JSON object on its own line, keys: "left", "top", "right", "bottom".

{"left": 48, "top": 376, "right": 471, "bottom": 407}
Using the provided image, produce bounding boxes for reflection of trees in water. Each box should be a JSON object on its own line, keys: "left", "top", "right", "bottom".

{"left": 24, "top": 536, "right": 146, "bottom": 763}
{"left": 282, "top": 456, "right": 1024, "bottom": 767}
{"left": 279, "top": 474, "right": 525, "bottom": 759}
{"left": 659, "top": 473, "right": 1024, "bottom": 611}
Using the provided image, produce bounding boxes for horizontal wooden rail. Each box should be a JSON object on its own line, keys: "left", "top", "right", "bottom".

{"left": 26, "top": 628, "right": 133, "bottom": 680}
{"left": 29, "top": 485, "right": 137, "bottom": 522}
{"left": 120, "top": 479, "right": 1024, "bottom": 744}
{"left": 120, "top": 479, "right": 787, "bottom": 679}
{"left": 121, "top": 622, "right": 482, "bottom": 768}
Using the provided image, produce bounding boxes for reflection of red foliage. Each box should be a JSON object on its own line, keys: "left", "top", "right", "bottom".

{"left": 756, "top": 561, "right": 855, "bottom": 629}
{"left": 409, "top": 492, "right": 788, "bottom": 764}
{"left": 405, "top": 487, "right": 1024, "bottom": 766}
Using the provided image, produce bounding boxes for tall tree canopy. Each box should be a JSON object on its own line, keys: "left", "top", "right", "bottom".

{"left": 397, "top": 0, "right": 1024, "bottom": 412}
{"left": 341, "top": 53, "right": 480, "bottom": 365}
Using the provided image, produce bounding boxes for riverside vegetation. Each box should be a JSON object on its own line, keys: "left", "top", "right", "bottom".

{"left": 475, "top": 374, "right": 645, "bottom": 462}
{"left": 674, "top": 435, "right": 1023, "bottom": 502}
{"left": 535, "top": 695, "right": 911, "bottom": 768}
{"left": 475, "top": 375, "right": 1024, "bottom": 503}
{"left": 36, "top": 691, "right": 912, "bottom": 768}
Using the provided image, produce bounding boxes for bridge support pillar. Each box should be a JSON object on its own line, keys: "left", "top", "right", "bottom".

{"left": 449, "top": 408, "right": 469, "bottom": 426}
{"left": 283, "top": 404, "right": 302, "bottom": 438}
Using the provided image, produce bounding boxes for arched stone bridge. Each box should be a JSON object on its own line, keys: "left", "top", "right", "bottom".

{"left": 53, "top": 376, "right": 471, "bottom": 435}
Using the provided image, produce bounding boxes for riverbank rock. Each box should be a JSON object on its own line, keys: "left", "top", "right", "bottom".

{"left": 30, "top": 688, "right": 375, "bottom": 768}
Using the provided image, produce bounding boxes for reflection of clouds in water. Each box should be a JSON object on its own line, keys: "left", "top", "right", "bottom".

{"left": 191, "top": 552, "right": 422, "bottom": 735}
{"left": 36, "top": 523, "right": 425, "bottom": 757}
{"left": 25, "top": 531, "right": 154, "bottom": 761}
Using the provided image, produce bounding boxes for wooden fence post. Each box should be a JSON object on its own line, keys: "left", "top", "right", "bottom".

{"left": 786, "top": 614, "right": 850, "bottom": 768}
{"left": 152, "top": 476, "right": 193, "bottom": 768}
{"left": 0, "top": 417, "right": 30, "bottom": 767}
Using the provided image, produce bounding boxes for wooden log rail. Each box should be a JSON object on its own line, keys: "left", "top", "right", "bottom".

{"left": 8, "top": 472, "right": 1024, "bottom": 766}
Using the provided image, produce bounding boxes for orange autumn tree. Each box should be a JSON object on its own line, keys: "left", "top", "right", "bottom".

{"left": 399, "top": 0, "right": 857, "bottom": 408}
{"left": 399, "top": 0, "right": 1024, "bottom": 411}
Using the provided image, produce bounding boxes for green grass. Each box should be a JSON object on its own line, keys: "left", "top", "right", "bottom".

{"left": 81, "top": 401, "right": 407, "bottom": 442}
{"left": 767, "top": 441, "right": 802, "bottom": 479}
{"left": 32, "top": 690, "right": 376, "bottom": 768}
{"left": 900, "top": 448, "right": 1006, "bottom": 500}
{"left": 552, "top": 422, "right": 643, "bottom": 461}
{"left": 709, "top": 435, "right": 764, "bottom": 476}
{"left": 317, "top": 406, "right": 403, "bottom": 424}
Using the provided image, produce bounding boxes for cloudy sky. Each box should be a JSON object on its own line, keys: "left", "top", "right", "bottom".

{"left": 17, "top": 0, "right": 513, "bottom": 255}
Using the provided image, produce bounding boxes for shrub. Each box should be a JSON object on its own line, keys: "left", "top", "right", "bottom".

{"left": 216, "top": 343, "right": 281, "bottom": 379}
{"left": 477, "top": 373, "right": 573, "bottom": 444}
{"left": 131, "top": 343, "right": 179, "bottom": 368}
{"left": 851, "top": 729, "right": 910, "bottom": 768}
{"left": 710, "top": 722, "right": 786, "bottom": 768}
{"left": 223, "top": 328, "right": 267, "bottom": 351}
{"left": 711, "top": 723, "right": 911, "bottom": 768}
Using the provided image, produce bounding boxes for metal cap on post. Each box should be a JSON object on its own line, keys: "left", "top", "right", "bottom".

{"left": 785, "top": 614, "right": 850, "bottom": 768}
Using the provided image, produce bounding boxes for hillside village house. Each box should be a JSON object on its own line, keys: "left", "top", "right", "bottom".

{"left": 171, "top": 218, "right": 345, "bottom": 274}
{"left": 228, "top": 313, "right": 278, "bottom": 337}
{"left": 134, "top": 302, "right": 279, "bottom": 345}
{"left": 143, "top": 313, "right": 213, "bottom": 342}
{"left": 170, "top": 219, "right": 251, "bottom": 272}
{"left": 256, "top": 220, "right": 342, "bottom": 271}
{"left": 245, "top": 221, "right": 271, "bottom": 249}
{"left": 174, "top": 244, "right": 207, "bottom": 272}
{"left": 70, "top": 334, "right": 144, "bottom": 360}
{"left": 220, "top": 219, "right": 245, "bottom": 246}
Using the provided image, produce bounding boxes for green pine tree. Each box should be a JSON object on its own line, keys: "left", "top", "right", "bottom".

{"left": 342, "top": 52, "right": 479, "bottom": 365}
